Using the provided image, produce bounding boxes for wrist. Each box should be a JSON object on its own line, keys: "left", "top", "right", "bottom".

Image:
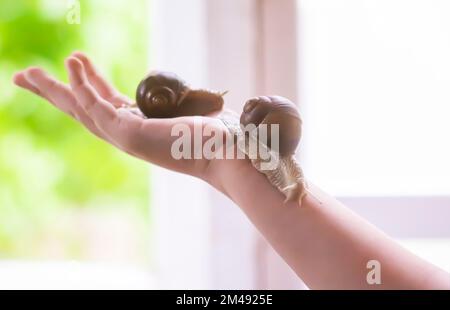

{"left": 201, "top": 157, "right": 253, "bottom": 198}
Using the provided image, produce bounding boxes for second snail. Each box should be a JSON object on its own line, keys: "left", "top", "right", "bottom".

{"left": 133, "top": 71, "right": 308, "bottom": 205}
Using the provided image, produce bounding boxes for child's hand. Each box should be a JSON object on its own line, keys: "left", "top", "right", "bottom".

{"left": 13, "top": 52, "right": 237, "bottom": 184}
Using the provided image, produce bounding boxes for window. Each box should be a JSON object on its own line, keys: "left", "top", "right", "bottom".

{"left": 297, "top": 0, "right": 450, "bottom": 273}
{"left": 298, "top": 0, "right": 450, "bottom": 196}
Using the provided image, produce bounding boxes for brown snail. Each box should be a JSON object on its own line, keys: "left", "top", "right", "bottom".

{"left": 240, "top": 96, "right": 302, "bottom": 157}
{"left": 231, "top": 96, "right": 307, "bottom": 204}
{"left": 136, "top": 71, "right": 225, "bottom": 118}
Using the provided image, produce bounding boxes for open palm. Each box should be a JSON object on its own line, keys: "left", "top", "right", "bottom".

{"left": 13, "top": 52, "right": 232, "bottom": 181}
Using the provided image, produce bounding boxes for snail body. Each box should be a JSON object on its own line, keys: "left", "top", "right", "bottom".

{"left": 222, "top": 96, "right": 307, "bottom": 204}
{"left": 136, "top": 71, "right": 224, "bottom": 118}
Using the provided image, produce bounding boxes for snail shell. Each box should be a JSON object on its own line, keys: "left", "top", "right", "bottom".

{"left": 240, "top": 96, "right": 302, "bottom": 157}
{"left": 136, "top": 71, "right": 225, "bottom": 118}
{"left": 233, "top": 96, "right": 307, "bottom": 204}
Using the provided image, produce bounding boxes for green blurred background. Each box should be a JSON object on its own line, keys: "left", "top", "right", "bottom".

{"left": 0, "top": 0, "right": 150, "bottom": 264}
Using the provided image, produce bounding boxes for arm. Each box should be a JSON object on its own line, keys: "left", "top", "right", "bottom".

{"left": 208, "top": 157, "right": 450, "bottom": 289}
{"left": 14, "top": 53, "right": 450, "bottom": 289}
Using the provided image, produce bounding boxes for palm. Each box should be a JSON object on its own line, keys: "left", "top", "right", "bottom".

{"left": 13, "top": 52, "right": 235, "bottom": 179}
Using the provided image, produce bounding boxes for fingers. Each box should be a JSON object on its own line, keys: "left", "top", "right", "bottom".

{"left": 14, "top": 58, "right": 150, "bottom": 160}
{"left": 24, "top": 67, "right": 75, "bottom": 115}
{"left": 65, "top": 57, "right": 143, "bottom": 148}
{"left": 13, "top": 71, "right": 42, "bottom": 97}
{"left": 71, "top": 51, "right": 133, "bottom": 107}
{"left": 66, "top": 57, "right": 116, "bottom": 119}
{"left": 13, "top": 67, "right": 107, "bottom": 140}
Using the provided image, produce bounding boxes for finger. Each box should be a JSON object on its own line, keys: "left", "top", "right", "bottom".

{"left": 66, "top": 57, "right": 117, "bottom": 120}
{"left": 66, "top": 57, "right": 131, "bottom": 142}
{"left": 24, "top": 67, "right": 107, "bottom": 140}
{"left": 13, "top": 71, "right": 42, "bottom": 97}
{"left": 24, "top": 67, "right": 77, "bottom": 117}
{"left": 71, "top": 51, "right": 133, "bottom": 107}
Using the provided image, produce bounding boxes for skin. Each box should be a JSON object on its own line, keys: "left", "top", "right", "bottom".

{"left": 13, "top": 52, "right": 450, "bottom": 289}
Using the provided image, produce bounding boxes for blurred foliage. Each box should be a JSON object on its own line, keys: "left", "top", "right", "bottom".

{"left": 0, "top": 0, "right": 150, "bottom": 261}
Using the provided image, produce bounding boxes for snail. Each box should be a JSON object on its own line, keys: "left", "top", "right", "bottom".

{"left": 133, "top": 71, "right": 308, "bottom": 205}
{"left": 222, "top": 96, "right": 307, "bottom": 204}
{"left": 135, "top": 71, "right": 225, "bottom": 118}
{"left": 240, "top": 96, "right": 302, "bottom": 157}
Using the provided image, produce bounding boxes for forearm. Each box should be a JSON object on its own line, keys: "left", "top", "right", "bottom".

{"left": 210, "top": 159, "right": 450, "bottom": 289}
